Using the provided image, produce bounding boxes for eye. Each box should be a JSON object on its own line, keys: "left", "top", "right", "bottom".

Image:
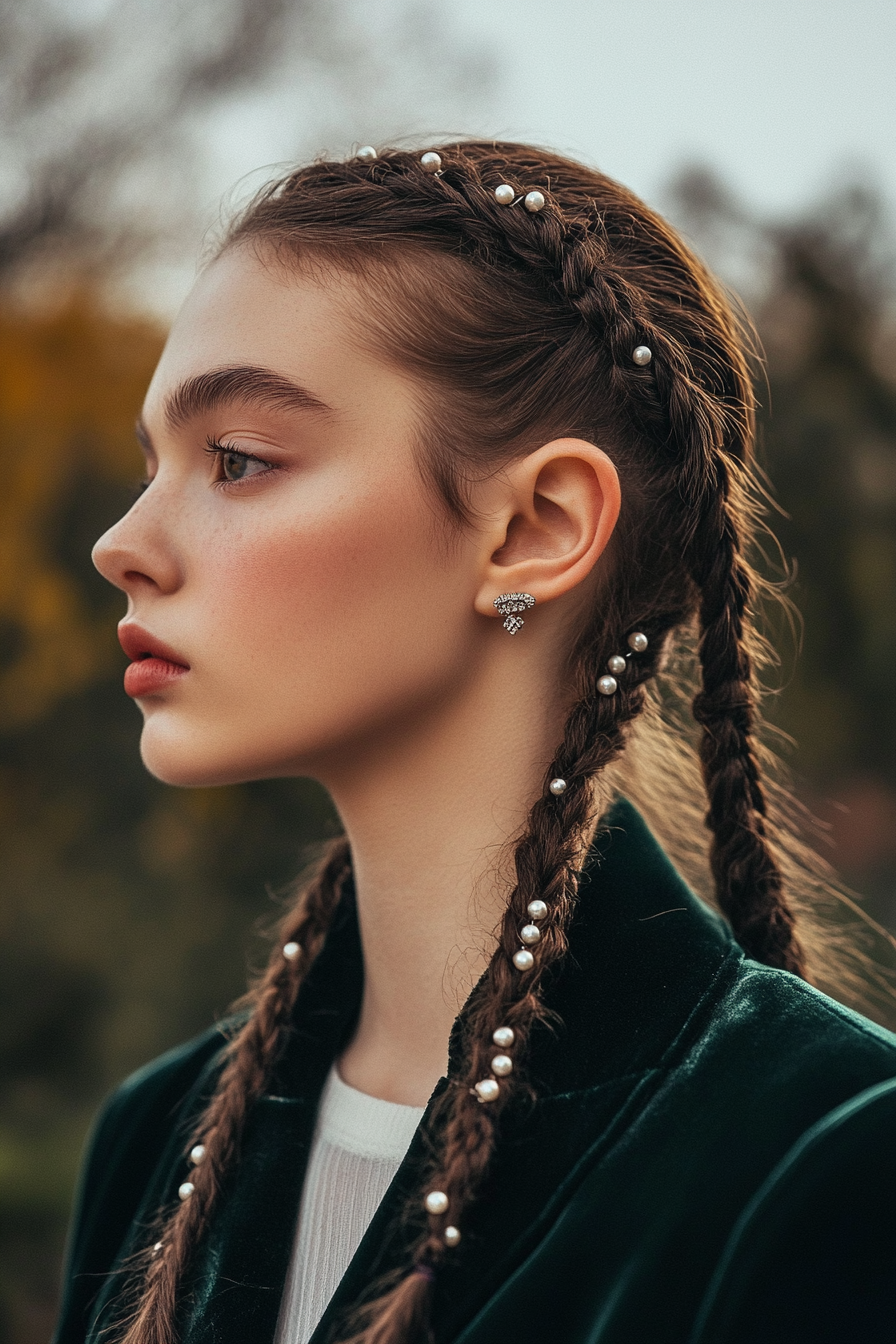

{"left": 205, "top": 439, "right": 275, "bottom": 486}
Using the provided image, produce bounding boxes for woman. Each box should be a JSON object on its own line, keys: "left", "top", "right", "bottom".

{"left": 54, "top": 142, "right": 896, "bottom": 1344}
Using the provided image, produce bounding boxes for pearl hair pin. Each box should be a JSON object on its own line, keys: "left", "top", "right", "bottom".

{"left": 190, "top": 1144, "right": 206, "bottom": 1164}
{"left": 356, "top": 145, "right": 377, "bottom": 162}
{"left": 178, "top": 1181, "right": 194, "bottom": 1201}
{"left": 494, "top": 183, "right": 547, "bottom": 211}
{"left": 596, "top": 631, "right": 649, "bottom": 697}
{"left": 421, "top": 151, "right": 442, "bottom": 174}
{"left": 632, "top": 345, "right": 652, "bottom": 366}
{"left": 444, "top": 1226, "right": 462, "bottom": 1247}
{"left": 424, "top": 1190, "right": 449, "bottom": 1215}
{"left": 549, "top": 778, "right": 567, "bottom": 795}
{"left": 493, "top": 1025, "right": 515, "bottom": 1047}
{"left": 283, "top": 941, "right": 300, "bottom": 959}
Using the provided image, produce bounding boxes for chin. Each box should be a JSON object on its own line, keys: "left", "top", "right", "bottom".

{"left": 139, "top": 726, "right": 253, "bottom": 789}
{"left": 138, "top": 719, "right": 313, "bottom": 789}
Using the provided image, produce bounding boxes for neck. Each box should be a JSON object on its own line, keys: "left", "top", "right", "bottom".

{"left": 320, "top": 645, "right": 568, "bottom": 1106}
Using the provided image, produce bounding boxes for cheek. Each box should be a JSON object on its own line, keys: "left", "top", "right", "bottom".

{"left": 168, "top": 473, "right": 474, "bottom": 777}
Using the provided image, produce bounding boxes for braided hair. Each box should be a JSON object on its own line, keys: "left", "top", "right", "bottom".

{"left": 114, "top": 141, "right": 812, "bottom": 1344}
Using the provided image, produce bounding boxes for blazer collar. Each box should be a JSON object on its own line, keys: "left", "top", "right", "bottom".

{"left": 180, "top": 798, "right": 738, "bottom": 1344}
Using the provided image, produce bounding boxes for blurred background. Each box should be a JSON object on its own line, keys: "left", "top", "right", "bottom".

{"left": 1, "top": 1, "right": 895, "bottom": 1339}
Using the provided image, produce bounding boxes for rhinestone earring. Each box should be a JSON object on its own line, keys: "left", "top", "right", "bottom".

{"left": 493, "top": 592, "right": 536, "bottom": 634}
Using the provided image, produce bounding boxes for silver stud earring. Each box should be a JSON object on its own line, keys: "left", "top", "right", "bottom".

{"left": 494, "top": 592, "right": 535, "bottom": 634}
{"left": 632, "top": 345, "right": 652, "bottom": 366}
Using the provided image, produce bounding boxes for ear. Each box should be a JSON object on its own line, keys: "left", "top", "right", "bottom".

{"left": 471, "top": 438, "right": 621, "bottom": 618}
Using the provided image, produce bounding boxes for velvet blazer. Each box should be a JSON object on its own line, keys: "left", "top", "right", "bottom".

{"left": 54, "top": 800, "right": 896, "bottom": 1344}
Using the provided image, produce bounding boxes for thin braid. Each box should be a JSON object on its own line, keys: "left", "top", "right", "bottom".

{"left": 342, "top": 631, "right": 664, "bottom": 1342}
{"left": 689, "top": 463, "right": 806, "bottom": 974}
{"left": 114, "top": 838, "right": 352, "bottom": 1344}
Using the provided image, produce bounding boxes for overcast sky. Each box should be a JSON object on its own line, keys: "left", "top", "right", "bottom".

{"left": 140, "top": 0, "right": 896, "bottom": 310}
{"left": 445, "top": 0, "right": 895, "bottom": 215}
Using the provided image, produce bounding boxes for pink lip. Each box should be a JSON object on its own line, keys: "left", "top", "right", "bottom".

{"left": 119, "top": 622, "right": 190, "bottom": 699}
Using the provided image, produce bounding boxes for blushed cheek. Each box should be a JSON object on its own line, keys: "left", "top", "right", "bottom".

{"left": 193, "top": 478, "right": 461, "bottom": 762}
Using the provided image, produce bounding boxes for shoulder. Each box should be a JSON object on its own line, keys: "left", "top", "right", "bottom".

{"left": 692, "top": 1076, "right": 896, "bottom": 1343}
{"left": 691, "top": 956, "right": 896, "bottom": 1101}
{"left": 53, "top": 1018, "right": 240, "bottom": 1344}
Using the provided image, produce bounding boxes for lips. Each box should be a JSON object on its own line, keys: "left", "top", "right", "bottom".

{"left": 119, "top": 622, "right": 190, "bottom": 698}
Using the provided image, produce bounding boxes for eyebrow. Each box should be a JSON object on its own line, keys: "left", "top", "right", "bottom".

{"left": 160, "top": 364, "right": 334, "bottom": 433}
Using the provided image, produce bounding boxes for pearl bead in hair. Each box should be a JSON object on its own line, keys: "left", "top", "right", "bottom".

{"left": 178, "top": 1181, "right": 194, "bottom": 1201}
{"left": 628, "top": 631, "right": 649, "bottom": 653}
{"left": 632, "top": 345, "right": 653, "bottom": 366}
{"left": 190, "top": 1144, "right": 206, "bottom": 1165}
{"left": 549, "top": 778, "right": 567, "bottom": 795}
{"left": 524, "top": 190, "right": 546, "bottom": 213}
{"left": 283, "top": 941, "right": 300, "bottom": 959}
{"left": 425, "top": 1190, "right": 449, "bottom": 1215}
{"left": 444, "top": 1225, "right": 462, "bottom": 1247}
{"left": 598, "top": 675, "right": 618, "bottom": 696}
{"left": 492, "top": 1053, "right": 513, "bottom": 1076}
{"left": 421, "top": 151, "right": 442, "bottom": 173}
{"left": 475, "top": 1078, "right": 500, "bottom": 1102}
{"left": 493, "top": 1025, "right": 515, "bottom": 1048}
{"left": 513, "top": 948, "right": 535, "bottom": 971}
{"left": 607, "top": 654, "right": 626, "bottom": 675}
{"left": 494, "top": 183, "right": 515, "bottom": 205}
{"left": 527, "top": 899, "right": 548, "bottom": 920}
{"left": 356, "top": 146, "right": 377, "bottom": 162}
{"left": 520, "top": 923, "right": 542, "bottom": 945}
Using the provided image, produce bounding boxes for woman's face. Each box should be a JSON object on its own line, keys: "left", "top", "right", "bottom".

{"left": 93, "top": 248, "right": 493, "bottom": 788}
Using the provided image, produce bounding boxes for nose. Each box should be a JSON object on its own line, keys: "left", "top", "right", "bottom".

{"left": 92, "top": 490, "right": 182, "bottom": 597}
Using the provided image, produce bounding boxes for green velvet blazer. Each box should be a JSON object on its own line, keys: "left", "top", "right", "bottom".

{"left": 54, "top": 801, "right": 896, "bottom": 1344}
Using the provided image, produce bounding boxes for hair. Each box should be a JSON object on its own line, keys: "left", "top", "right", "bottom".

{"left": 111, "top": 141, "right": 891, "bottom": 1344}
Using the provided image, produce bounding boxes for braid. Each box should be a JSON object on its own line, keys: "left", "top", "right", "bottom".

{"left": 343, "top": 629, "right": 664, "bottom": 1341}
{"left": 688, "top": 461, "right": 805, "bottom": 974}
{"left": 114, "top": 838, "right": 351, "bottom": 1344}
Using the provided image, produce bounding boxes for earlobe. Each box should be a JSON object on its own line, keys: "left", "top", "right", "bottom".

{"left": 473, "top": 438, "right": 621, "bottom": 619}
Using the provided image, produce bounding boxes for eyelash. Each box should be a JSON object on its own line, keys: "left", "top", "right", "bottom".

{"left": 203, "top": 438, "right": 277, "bottom": 488}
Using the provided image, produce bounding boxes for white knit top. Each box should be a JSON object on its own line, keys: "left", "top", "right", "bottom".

{"left": 276, "top": 1065, "right": 425, "bottom": 1344}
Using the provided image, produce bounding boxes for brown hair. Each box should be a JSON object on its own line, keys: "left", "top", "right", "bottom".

{"left": 113, "top": 141, "right": 875, "bottom": 1344}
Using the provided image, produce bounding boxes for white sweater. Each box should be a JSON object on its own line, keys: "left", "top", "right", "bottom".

{"left": 276, "top": 1065, "right": 425, "bottom": 1344}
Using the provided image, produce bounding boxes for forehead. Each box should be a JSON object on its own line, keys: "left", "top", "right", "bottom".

{"left": 142, "top": 247, "right": 398, "bottom": 425}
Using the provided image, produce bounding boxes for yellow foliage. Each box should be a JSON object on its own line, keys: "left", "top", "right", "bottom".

{"left": 0, "top": 295, "right": 164, "bottom": 729}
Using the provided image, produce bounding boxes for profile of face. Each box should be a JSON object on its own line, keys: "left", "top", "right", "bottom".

{"left": 92, "top": 247, "right": 619, "bottom": 792}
